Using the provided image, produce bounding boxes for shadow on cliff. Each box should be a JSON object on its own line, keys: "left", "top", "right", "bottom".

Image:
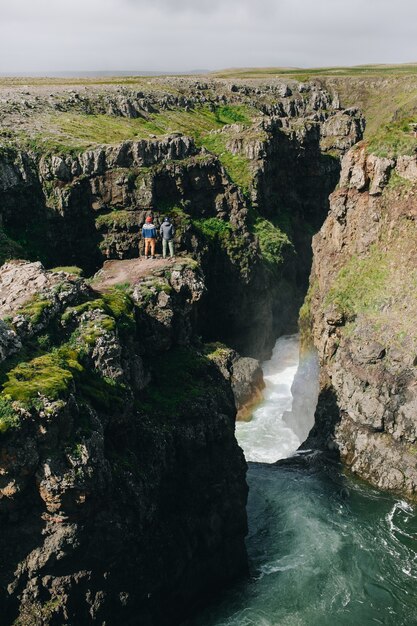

{"left": 256, "top": 125, "right": 341, "bottom": 293}
{"left": 1, "top": 175, "right": 102, "bottom": 274}
{"left": 0, "top": 491, "right": 46, "bottom": 624}
{"left": 299, "top": 386, "right": 342, "bottom": 456}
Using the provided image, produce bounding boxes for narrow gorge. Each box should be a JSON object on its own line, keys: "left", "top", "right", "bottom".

{"left": 0, "top": 74, "right": 416, "bottom": 625}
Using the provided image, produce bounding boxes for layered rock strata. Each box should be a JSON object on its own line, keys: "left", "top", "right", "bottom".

{"left": 305, "top": 145, "right": 417, "bottom": 499}
{"left": 0, "top": 80, "right": 363, "bottom": 359}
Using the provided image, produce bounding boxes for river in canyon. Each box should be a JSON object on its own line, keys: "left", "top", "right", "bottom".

{"left": 188, "top": 335, "right": 417, "bottom": 626}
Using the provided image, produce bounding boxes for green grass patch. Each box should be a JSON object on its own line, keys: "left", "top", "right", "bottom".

{"left": 0, "top": 335, "right": 127, "bottom": 416}
{"left": 325, "top": 247, "right": 389, "bottom": 318}
{"left": 386, "top": 171, "right": 415, "bottom": 191}
{"left": 55, "top": 113, "right": 156, "bottom": 145}
{"left": 102, "top": 288, "right": 134, "bottom": 319}
{"left": 24, "top": 136, "right": 85, "bottom": 157}
{"left": 0, "top": 287, "right": 137, "bottom": 419}
{"left": 192, "top": 216, "right": 232, "bottom": 239}
{"left": 62, "top": 298, "right": 105, "bottom": 323}
{"left": 163, "top": 204, "right": 192, "bottom": 228}
{"left": 192, "top": 216, "right": 254, "bottom": 275}
{"left": 366, "top": 117, "right": 417, "bottom": 158}
{"left": 213, "top": 64, "right": 417, "bottom": 79}
{"left": 95, "top": 210, "right": 136, "bottom": 230}
{"left": 252, "top": 216, "right": 293, "bottom": 267}
{"left": 1, "top": 345, "right": 82, "bottom": 407}
{"left": 204, "top": 342, "right": 231, "bottom": 360}
{"left": 51, "top": 266, "right": 83, "bottom": 276}
{"left": 24, "top": 104, "right": 257, "bottom": 156}
{"left": 198, "top": 132, "right": 252, "bottom": 193}
{"left": 63, "top": 289, "right": 134, "bottom": 326}
{"left": 213, "top": 105, "right": 252, "bottom": 125}
{"left": 18, "top": 296, "right": 53, "bottom": 324}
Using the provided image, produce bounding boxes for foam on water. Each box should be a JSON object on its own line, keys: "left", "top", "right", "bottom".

{"left": 236, "top": 335, "right": 318, "bottom": 463}
{"left": 188, "top": 335, "right": 417, "bottom": 626}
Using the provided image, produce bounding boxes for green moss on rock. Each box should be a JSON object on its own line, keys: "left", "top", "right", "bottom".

{"left": 0, "top": 397, "right": 20, "bottom": 434}
{"left": 366, "top": 117, "right": 417, "bottom": 158}
{"left": 18, "top": 296, "right": 53, "bottom": 324}
{"left": 252, "top": 216, "right": 294, "bottom": 267}
{"left": 299, "top": 280, "right": 318, "bottom": 347}
{"left": 192, "top": 217, "right": 232, "bottom": 239}
{"left": 78, "top": 371, "right": 126, "bottom": 412}
{"left": 198, "top": 132, "right": 253, "bottom": 194}
{"left": 62, "top": 289, "right": 133, "bottom": 327}
{"left": 95, "top": 210, "right": 137, "bottom": 230}
{"left": 61, "top": 298, "right": 105, "bottom": 323}
{"left": 1, "top": 346, "right": 82, "bottom": 408}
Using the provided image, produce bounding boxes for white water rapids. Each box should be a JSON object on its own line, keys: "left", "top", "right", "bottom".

{"left": 236, "top": 334, "right": 319, "bottom": 463}
{"left": 189, "top": 334, "right": 417, "bottom": 626}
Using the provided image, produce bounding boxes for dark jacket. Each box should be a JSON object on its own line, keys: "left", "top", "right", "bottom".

{"left": 142, "top": 223, "right": 157, "bottom": 238}
{"left": 160, "top": 221, "right": 175, "bottom": 240}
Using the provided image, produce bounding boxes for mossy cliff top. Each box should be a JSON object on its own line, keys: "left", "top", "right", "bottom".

{"left": 3, "top": 67, "right": 417, "bottom": 160}
{"left": 209, "top": 64, "right": 417, "bottom": 159}
{"left": 0, "top": 77, "right": 364, "bottom": 363}
{"left": 0, "top": 259, "right": 211, "bottom": 431}
{"left": 0, "top": 75, "right": 356, "bottom": 158}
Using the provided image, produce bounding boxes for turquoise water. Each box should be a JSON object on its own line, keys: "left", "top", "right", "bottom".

{"left": 188, "top": 337, "right": 417, "bottom": 626}
{"left": 191, "top": 462, "right": 417, "bottom": 626}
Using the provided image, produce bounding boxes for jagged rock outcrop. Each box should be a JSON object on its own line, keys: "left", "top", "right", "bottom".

{"left": 0, "top": 261, "right": 250, "bottom": 625}
{"left": 0, "top": 80, "right": 364, "bottom": 359}
{"left": 206, "top": 346, "right": 265, "bottom": 420}
{"left": 305, "top": 145, "right": 417, "bottom": 499}
{"left": 38, "top": 136, "right": 197, "bottom": 182}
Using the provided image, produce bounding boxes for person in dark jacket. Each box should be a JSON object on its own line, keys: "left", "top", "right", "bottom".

{"left": 160, "top": 216, "right": 175, "bottom": 259}
{"left": 142, "top": 215, "right": 157, "bottom": 258}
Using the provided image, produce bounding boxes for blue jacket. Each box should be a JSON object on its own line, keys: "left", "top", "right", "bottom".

{"left": 142, "top": 223, "right": 157, "bottom": 238}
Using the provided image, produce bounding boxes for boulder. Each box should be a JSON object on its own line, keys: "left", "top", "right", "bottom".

{"left": 395, "top": 155, "right": 417, "bottom": 181}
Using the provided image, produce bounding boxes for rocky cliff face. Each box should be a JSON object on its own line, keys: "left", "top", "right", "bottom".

{"left": 305, "top": 144, "right": 417, "bottom": 500}
{"left": 0, "top": 259, "right": 254, "bottom": 625}
{"left": 0, "top": 78, "right": 365, "bottom": 624}
{"left": 0, "top": 79, "right": 363, "bottom": 360}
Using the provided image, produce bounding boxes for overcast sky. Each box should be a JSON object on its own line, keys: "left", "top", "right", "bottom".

{"left": 1, "top": 0, "right": 417, "bottom": 73}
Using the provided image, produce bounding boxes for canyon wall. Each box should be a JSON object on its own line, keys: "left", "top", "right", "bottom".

{"left": 0, "top": 260, "right": 251, "bottom": 625}
{"left": 0, "top": 78, "right": 364, "bottom": 623}
{"left": 0, "top": 79, "right": 363, "bottom": 359}
{"left": 305, "top": 144, "right": 417, "bottom": 500}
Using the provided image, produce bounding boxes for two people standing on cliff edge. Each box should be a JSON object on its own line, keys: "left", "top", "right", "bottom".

{"left": 141, "top": 215, "right": 175, "bottom": 259}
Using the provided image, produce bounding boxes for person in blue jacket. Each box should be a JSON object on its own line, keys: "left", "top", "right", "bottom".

{"left": 142, "top": 216, "right": 157, "bottom": 258}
